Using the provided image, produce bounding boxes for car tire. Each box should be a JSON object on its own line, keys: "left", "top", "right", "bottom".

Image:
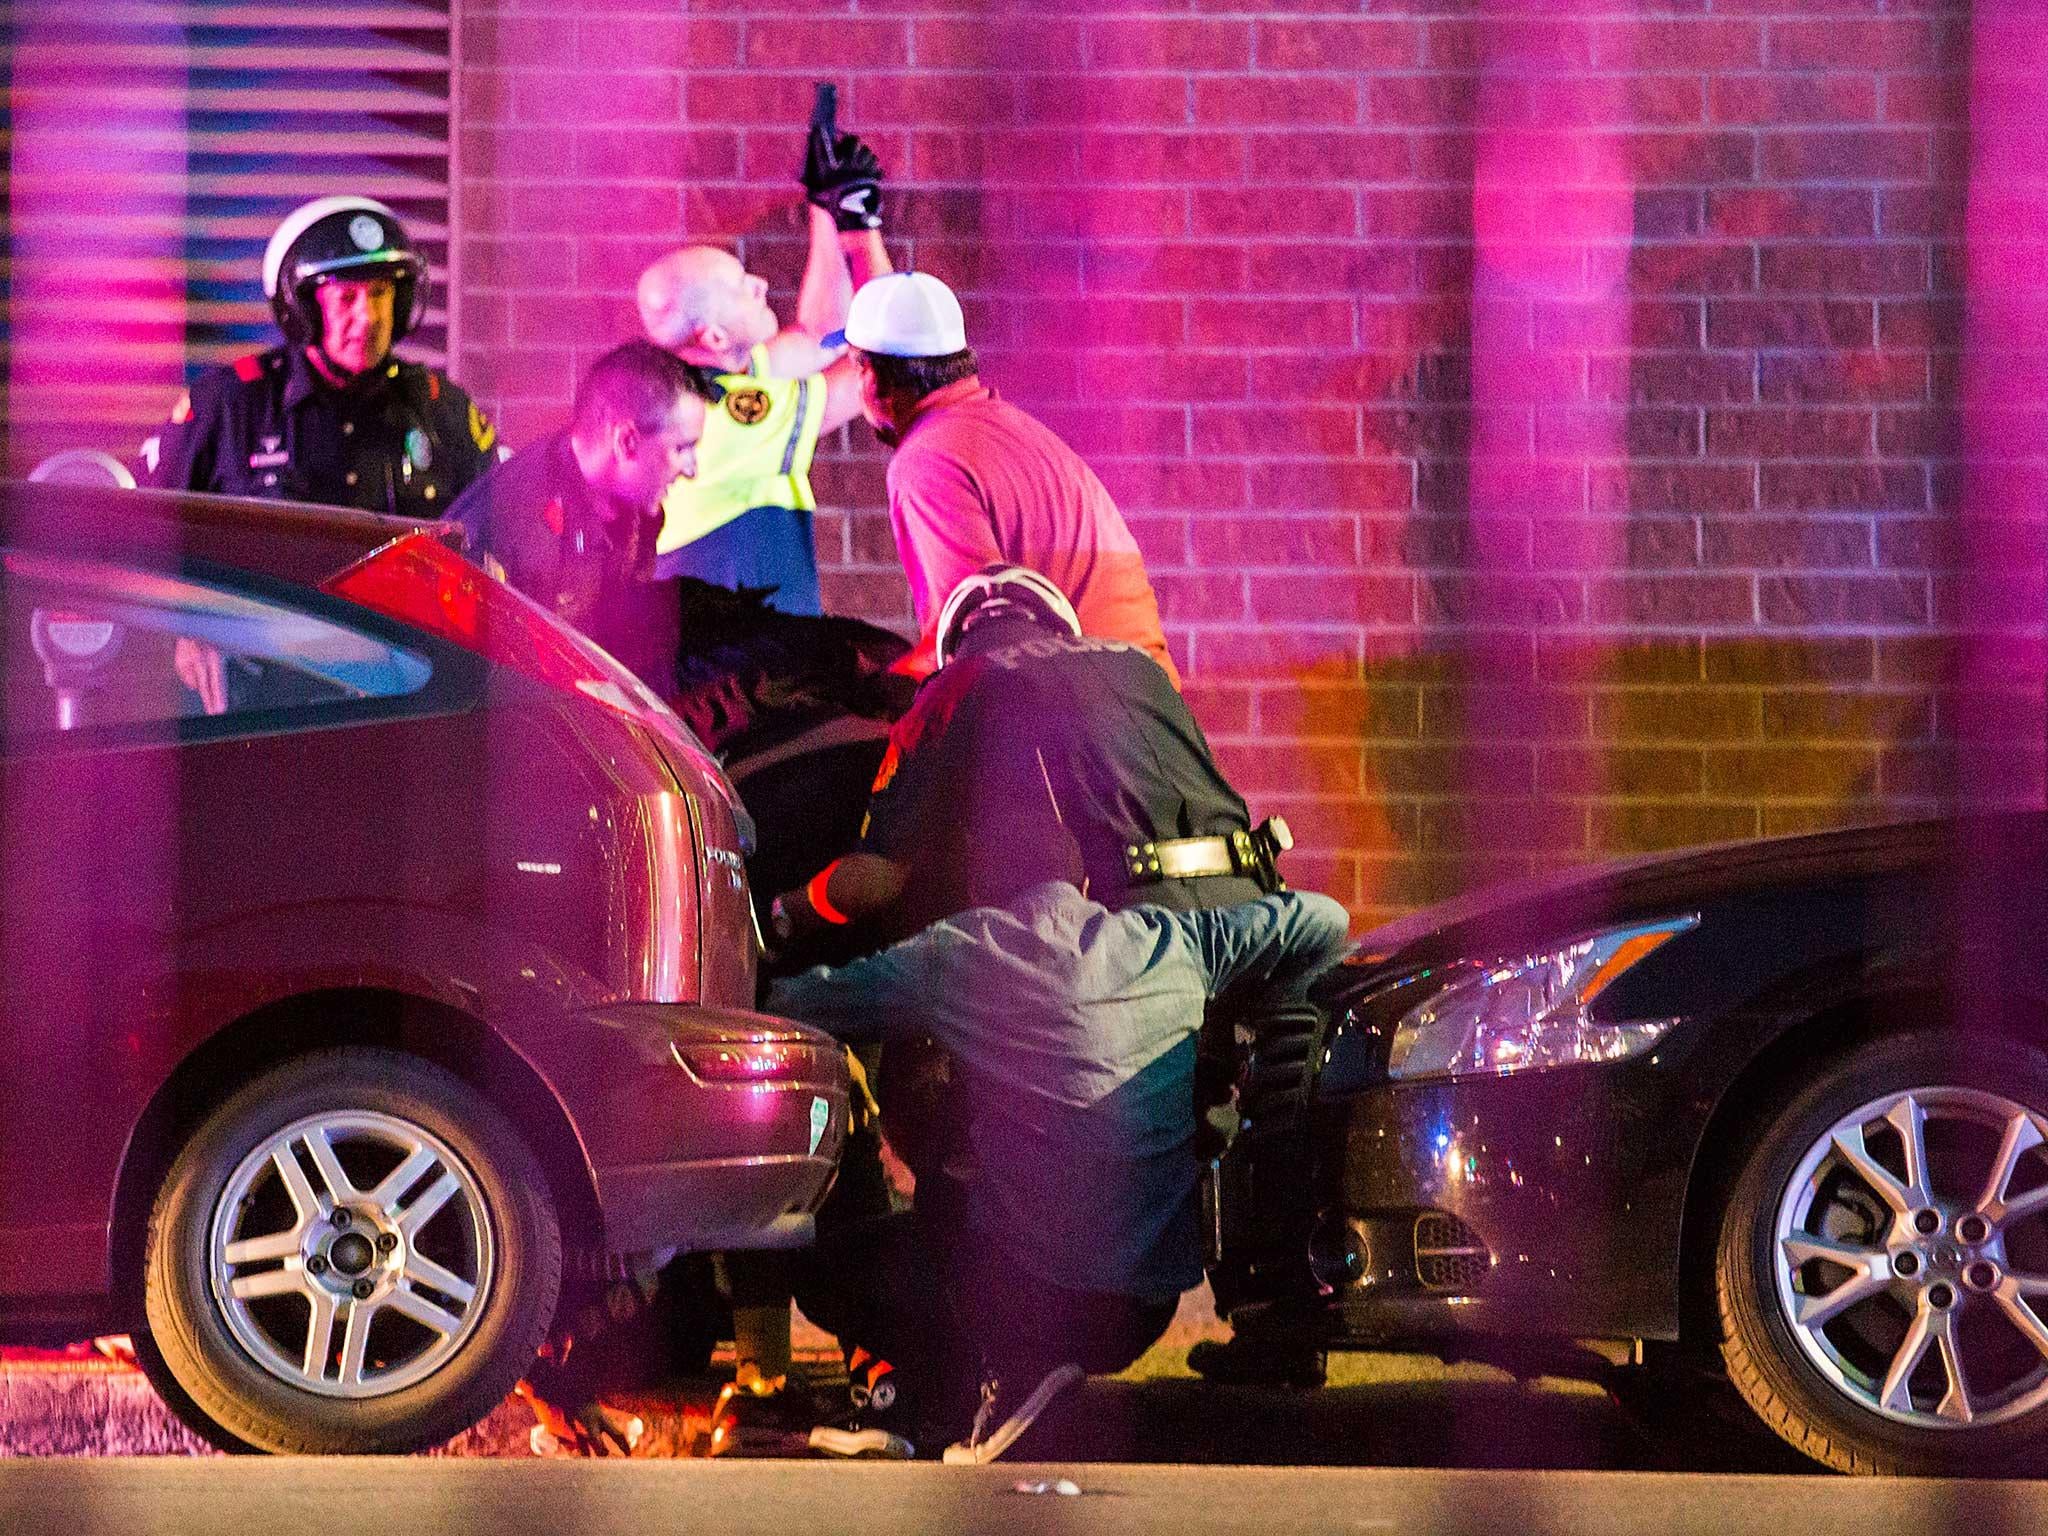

{"left": 130, "top": 1326, "right": 259, "bottom": 1454}
{"left": 141, "top": 1047, "right": 561, "bottom": 1454}
{"left": 1717, "top": 1031, "right": 2048, "bottom": 1475}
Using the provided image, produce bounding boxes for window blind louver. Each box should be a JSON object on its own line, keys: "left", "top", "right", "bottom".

{"left": 3, "top": 0, "right": 458, "bottom": 475}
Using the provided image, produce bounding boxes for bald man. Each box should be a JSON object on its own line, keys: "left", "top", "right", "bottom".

{"left": 638, "top": 113, "right": 890, "bottom": 613}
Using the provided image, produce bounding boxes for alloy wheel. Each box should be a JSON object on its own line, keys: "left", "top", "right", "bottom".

{"left": 206, "top": 1110, "right": 495, "bottom": 1399}
{"left": 1773, "top": 1085, "right": 2048, "bottom": 1429}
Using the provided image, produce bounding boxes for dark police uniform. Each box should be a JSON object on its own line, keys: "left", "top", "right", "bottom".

{"left": 446, "top": 430, "right": 677, "bottom": 692}
{"left": 811, "top": 618, "right": 1286, "bottom": 1359}
{"left": 857, "top": 619, "right": 1262, "bottom": 941}
{"left": 143, "top": 344, "right": 499, "bottom": 519}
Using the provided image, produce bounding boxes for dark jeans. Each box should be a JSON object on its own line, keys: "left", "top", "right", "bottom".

{"left": 792, "top": 1183, "right": 1176, "bottom": 1438}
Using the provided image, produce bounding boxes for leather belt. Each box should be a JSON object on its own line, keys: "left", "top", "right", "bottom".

{"left": 1123, "top": 817, "right": 1293, "bottom": 890}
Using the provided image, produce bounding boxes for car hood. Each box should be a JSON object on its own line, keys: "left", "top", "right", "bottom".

{"left": 1343, "top": 813, "right": 2037, "bottom": 973}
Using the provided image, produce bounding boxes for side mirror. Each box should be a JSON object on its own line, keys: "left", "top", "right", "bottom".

{"left": 29, "top": 608, "right": 126, "bottom": 730}
{"left": 28, "top": 449, "right": 138, "bottom": 489}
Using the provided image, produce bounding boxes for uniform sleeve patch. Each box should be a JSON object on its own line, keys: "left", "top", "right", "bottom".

{"left": 231, "top": 354, "right": 264, "bottom": 382}
{"left": 468, "top": 400, "right": 497, "bottom": 453}
{"left": 724, "top": 386, "right": 772, "bottom": 426}
{"left": 168, "top": 391, "right": 192, "bottom": 425}
{"left": 428, "top": 372, "right": 442, "bottom": 402}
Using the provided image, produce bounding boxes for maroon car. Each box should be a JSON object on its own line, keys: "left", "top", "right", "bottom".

{"left": 0, "top": 480, "right": 848, "bottom": 1453}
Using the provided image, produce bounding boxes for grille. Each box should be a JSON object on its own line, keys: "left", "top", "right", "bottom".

{"left": 1413, "top": 1211, "right": 1490, "bottom": 1292}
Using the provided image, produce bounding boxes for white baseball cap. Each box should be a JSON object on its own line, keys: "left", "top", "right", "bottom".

{"left": 826, "top": 271, "right": 967, "bottom": 357}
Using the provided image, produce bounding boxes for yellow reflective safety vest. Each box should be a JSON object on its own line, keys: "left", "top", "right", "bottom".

{"left": 657, "top": 344, "right": 825, "bottom": 557}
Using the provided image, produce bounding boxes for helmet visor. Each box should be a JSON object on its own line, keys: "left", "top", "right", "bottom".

{"left": 292, "top": 248, "right": 421, "bottom": 288}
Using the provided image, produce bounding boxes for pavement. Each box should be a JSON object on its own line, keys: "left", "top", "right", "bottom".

{"left": 0, "top": 1285, "right": 1800, "bottom": 1468}
{"left": 4, "top": 1459, "right": 2048, "bottom": 1536}
{"left": 7, "top": 1312, "right": 2041, "bottom": 1536}
{"left": 0, "top": 1330, "right": 1815, "bottom": 1471}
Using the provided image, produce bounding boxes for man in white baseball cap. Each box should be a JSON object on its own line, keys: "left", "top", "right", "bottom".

{"left": 832, "top": 271, "right": 1178, "bottom": 684}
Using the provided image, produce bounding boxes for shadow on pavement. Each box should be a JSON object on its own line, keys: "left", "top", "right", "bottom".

{"left": 1021, "top": 1371, "right": 1815, "bottom": 1473}
{"left": 0, "top": 1347, "right": 1819, "bottom": 1473}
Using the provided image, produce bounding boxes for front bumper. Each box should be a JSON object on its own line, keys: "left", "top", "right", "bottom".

{"left": 1221, "top": 1055, "right": 1697, "bottom": 1348}
{"left": 562, "top": 1003, "right": 849, "bottom": 1256}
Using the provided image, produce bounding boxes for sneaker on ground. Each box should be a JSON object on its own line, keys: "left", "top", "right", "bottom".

{"left": 940, "top": 1363, "right": 1084, "bottom": 1466}
{"left": 807, "top": 1423, "right": 916, "bottom": 1459}
{"left": 528, "top": 1406, "right": 645, "bottom": 1458}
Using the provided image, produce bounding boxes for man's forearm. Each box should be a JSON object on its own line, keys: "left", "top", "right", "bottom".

{"left": 795, "top": 206, "right": 854, "bottom": 342}
{"left": 818, "top": 353, "right": 866, "bottom": 436}
{"left": 771, "top": 852, "right": 907, "bottom": 944}
{"left": 844, "top": 226, "right": 892, "bottom": 290}
{"left": 765, "top": 941, "right": 923, "bottom": 1045}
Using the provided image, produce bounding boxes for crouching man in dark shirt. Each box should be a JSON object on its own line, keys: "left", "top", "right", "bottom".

{"left": 766, "top": 867, "right": 1350, "bottom": 1462}
{"left": 448, "top": 339, "right": 715, "bottom": 688}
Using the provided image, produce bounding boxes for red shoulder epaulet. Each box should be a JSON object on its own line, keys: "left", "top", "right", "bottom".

{"left": 231, "top": 354, "right": 265, "bottom": 382}
{"left": 427, "top": 372, "right": 442, "bottom": 402}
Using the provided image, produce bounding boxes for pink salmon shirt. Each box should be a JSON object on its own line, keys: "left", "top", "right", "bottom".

{"left": 885, "top": 379, "right": 1179, "bottom": 687}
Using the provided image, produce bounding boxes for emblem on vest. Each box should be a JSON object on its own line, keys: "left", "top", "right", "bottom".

{"left": 724, "top": 386, "right": 771, "bottom": 426}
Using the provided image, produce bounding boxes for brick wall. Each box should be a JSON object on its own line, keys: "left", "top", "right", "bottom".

{"left": 456, "top": 0, "right": 2045, "bottom": 928}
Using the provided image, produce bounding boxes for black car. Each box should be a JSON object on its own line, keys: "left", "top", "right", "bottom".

{"left": 1209, "top": 815, "right": 2048, "bottom": 1475}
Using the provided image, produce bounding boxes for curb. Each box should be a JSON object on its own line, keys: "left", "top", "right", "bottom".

{"left": 0, "top": 1355, "right": 538, "bottom": 1456}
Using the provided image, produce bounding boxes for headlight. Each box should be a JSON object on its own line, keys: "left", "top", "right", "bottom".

{"left": 1385, "top": 915, "right": 1698, "bottom": 1082}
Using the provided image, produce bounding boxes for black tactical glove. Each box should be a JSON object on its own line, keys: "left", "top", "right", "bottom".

{"left": 800, "top": 82, "right": 884, "bottom": 232}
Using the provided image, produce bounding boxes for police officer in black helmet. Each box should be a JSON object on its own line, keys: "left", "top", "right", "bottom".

{"left": 761, "top": 566, "right": 1324, "bottom": 1454}
{"left": 770, "top": 564, "right": 1286, "bottom": 953}
{"left": 143, "top": 195, "right": 499, "bottom": 517}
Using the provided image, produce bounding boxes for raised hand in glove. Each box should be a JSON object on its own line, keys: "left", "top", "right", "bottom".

{"left": 800, "top": 81, "right": 884, "bottom": 231}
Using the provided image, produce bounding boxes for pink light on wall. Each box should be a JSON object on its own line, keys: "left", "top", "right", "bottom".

{"left": 2, "top": 8, "right": 186, "bottom": 1103}
{"left": 1957, "top": 0, "right": 2048, "bottom": 814}
{"left": 6, "top": 5, "right": 189, "bottom": 475}
{"left": 1462, "top": 4, "right": 1635, "bottom": 883}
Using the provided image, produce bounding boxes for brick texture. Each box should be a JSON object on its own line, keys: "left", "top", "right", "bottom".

{"left": 455, "top": 0, "right": 2042, "bottom": 928}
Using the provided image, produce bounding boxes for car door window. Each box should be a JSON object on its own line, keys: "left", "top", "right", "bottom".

{"left": 2, "top": 548, "right": 432, "bottom": 738}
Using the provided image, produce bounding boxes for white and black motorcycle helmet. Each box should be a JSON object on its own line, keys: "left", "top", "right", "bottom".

{"left": 262, "top": 195, "right": 426, "bottom": 350}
